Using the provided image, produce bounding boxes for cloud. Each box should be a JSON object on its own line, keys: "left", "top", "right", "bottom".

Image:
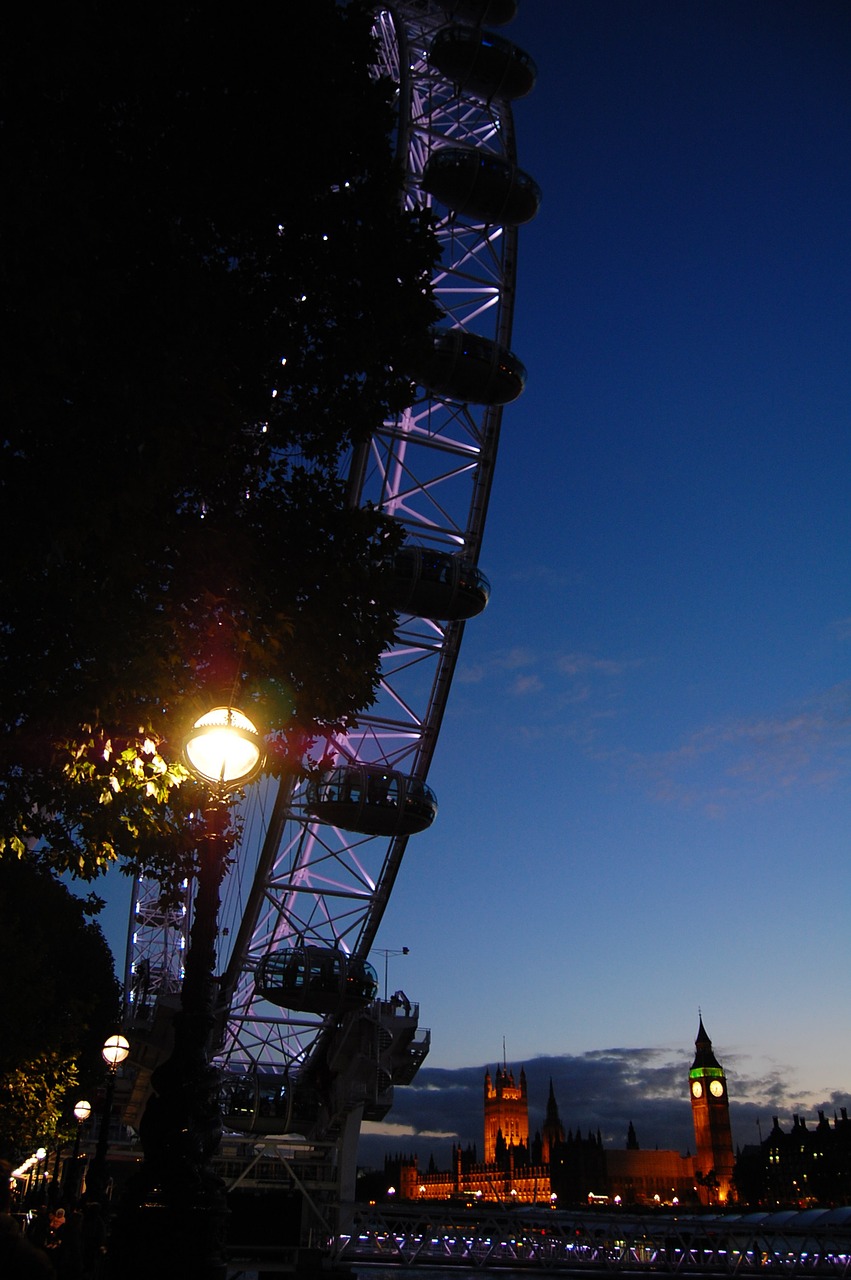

{"left": 555, "top": 653, "right": 639, "bottom": 678}
{"left": 362, "top": 1120, "right": 458, "bottom": 1140}
{"left": 456, "top": 646, "right": 540, "bottom": 686}
{"left": 456, "top": 648, "right": 636, "bottom": 715}
{"left": 360, "top": 1049, "right": 691, "bottom": 1169}
{"left": 628, "top": 681, "right": 851, "bottom": 814}
{"left": 357, "top": 1049, "right": 851, "bottom": 1172}
{"left": 457, "top": 651, "right": 851, "bottom": 809}
{"left": 510, "top": 673, "right": 543, "bottom": 696}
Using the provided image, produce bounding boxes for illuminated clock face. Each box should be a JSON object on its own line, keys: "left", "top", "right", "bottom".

{"left": 691, "top": 1081, "right": 703, "bottom": 1098}
{"left": 709, "top": 1079, "right": 724, "bottom": 1098}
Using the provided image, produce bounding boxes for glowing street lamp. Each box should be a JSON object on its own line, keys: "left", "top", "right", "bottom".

{"left": 109, "top": 703, "right": 264, "bottom": 1280}
{"left": 86, "top": 1034, "right": 130, "bottom": 1203}
{"left": 102, "top": 1035, "right": 130, "bottom": 1072}
{"left": 64, "top": 1100, "right": 92, "bottom": 1202}
{"left": 183, "top": 706, "right": 264, "bottom": 793}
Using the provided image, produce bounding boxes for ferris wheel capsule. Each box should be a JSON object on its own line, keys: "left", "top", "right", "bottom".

{"left": 423, "top": 147, "right": 542, "bottom": 226}
{"left": 429, "top": 26, "right": 537, "bottom": 101}
{"left": 255, "top": 946, "right": 379, "bottom": 1016}
{"left": 390, "top": 546, "right": 490, "bottom": 621}
{"left": 306, "top": 764, "right": 437, "bottom": 837}
{"left": 412, "top": 329, "right": 526, "bottom": 405}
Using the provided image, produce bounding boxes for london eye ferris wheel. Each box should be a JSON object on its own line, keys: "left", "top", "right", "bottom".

{"left": 124, "top": 0, "right": 539, "bottom": 1152}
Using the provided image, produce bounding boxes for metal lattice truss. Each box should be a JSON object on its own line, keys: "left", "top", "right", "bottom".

{"left": 125, "top": 879, "right": 189, "bottom": 1020}
{"left": 335, "top": 1202, "right": 851, "bottom": 1274}
{"left": 125, "top": 0, "right": 529, "bottom": 1115}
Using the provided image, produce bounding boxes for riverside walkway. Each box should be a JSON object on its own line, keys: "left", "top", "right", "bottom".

{"left": 333, "top": 1202, "right": 851, "bottom": 1273}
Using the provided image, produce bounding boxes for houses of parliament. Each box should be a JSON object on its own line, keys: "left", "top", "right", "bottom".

{"left": 383, "top": 1018, "right": 851, "bottom": 1208}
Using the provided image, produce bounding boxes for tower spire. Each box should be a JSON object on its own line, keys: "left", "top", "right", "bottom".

{"left": 693, "top": 1014, "right": 721, "bottom": 1068}
{"left": 541, "top": 1077, "right": 565, "bottom": 1165}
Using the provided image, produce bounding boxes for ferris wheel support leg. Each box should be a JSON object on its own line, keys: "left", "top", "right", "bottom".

{"left": 328, "top": 1104, "right": 365, "bottom": 1257}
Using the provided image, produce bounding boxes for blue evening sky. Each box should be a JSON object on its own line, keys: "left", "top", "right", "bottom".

{"left": 95, "top": 1, "right": 851, "bottom": 1157}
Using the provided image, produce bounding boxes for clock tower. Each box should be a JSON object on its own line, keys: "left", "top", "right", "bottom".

{"left": 689, "top": 1015, "right": 735, "bottom": 1205}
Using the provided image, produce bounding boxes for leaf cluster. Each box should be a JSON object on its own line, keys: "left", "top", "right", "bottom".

{"left": 0, "top": 2, "right": 439, "bottom": 878}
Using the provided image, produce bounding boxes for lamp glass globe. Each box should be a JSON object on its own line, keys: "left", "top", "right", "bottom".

{"left": 102, "top": 1034, "right": 130, "bottom": 1069}
{"left": 184, "top": 707, "right": 263, "bottom": 788}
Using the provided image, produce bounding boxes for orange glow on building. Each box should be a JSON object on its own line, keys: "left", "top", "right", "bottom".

{"left": 484, "top": 1063, "right": 528, "bottom": 1163}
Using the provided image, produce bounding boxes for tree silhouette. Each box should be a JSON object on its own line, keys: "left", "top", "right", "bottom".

{"left": 0, "top": 1, "right": 437, "bottom": 888}
{"left": 0, "top": 859, "right": 119, "bottom": 1157}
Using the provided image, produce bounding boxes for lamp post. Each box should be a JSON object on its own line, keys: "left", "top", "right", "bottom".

{"left": 107, "top": 705, "right": 264, "bottom": 1280}
{"left": 49, "top": 1140, "right": 64, "bottom": 1210}
{"left": 35, "top": 1148, "right": 47, "bottom": 1205}
{"left": 64, "top": 1100, "right": 92, "bottom": 1203}
{"left": 86, "top": 1035, "right": 129, "bottom": 1203}
{"left": 375, "top": 946, "right": 409, "bottom": 1001}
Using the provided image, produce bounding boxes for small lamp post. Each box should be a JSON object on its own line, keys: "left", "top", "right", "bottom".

{"left": 64, "top": 1100, "right": 92, "bottom": 1202}
{"left": 86, "top": 1035, "right": 130, "bottom": 1202}
{"left": 107, "top": 704, "right": 264, "bottom": 1280}
{"left": 375, "top": 946, "right": 409, "bottom": 1001}
{"left": 35, "top": 1148, "right": 47, "bottom": 1205}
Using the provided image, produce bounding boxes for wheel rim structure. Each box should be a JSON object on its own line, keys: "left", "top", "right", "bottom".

{"left": 124, "top": 0, "right": 537, "bottom": 1149}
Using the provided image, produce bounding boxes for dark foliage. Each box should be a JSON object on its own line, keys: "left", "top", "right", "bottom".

{"left": 0, "top": 859, "right": 120, "bottom": 1156}
{"left": 0, "top": 2, "right": 438, "bottom": 880}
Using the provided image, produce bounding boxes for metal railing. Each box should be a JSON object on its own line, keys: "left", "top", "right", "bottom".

{"left": 335, "top": 1202, "right": 851, "bottom": 1273}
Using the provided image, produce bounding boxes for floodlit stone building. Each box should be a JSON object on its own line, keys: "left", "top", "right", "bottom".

{"left": 383, "top": 1019, "right": 741, "bottom": 1207}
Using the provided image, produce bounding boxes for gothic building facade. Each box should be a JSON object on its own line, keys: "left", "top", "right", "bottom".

{"left": 384, "top": 1018, "right": 742, "bottom": 1207}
